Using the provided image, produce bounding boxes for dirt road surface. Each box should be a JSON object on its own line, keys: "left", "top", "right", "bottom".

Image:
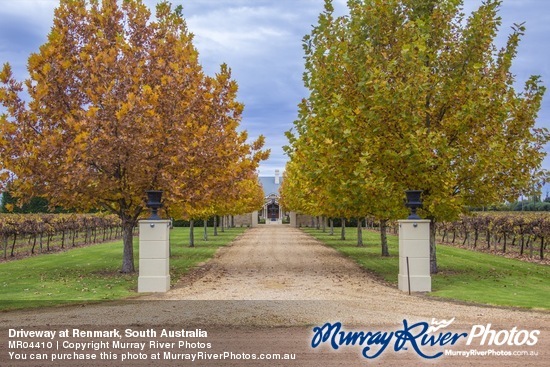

{"left": 1, "top": 225, "right": 548, "bottom": 366}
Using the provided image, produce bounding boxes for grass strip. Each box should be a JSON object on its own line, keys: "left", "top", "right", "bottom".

{"left": 0, "top": 227, "right": 245, "bottom": 311}
{"left": 302, "top": 227, "right": 549, "bottom": 310}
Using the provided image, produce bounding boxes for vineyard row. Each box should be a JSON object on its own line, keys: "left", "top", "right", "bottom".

{"left": 0, "top": 213, "right": 124, "bottom": 259}
{"left": 435, "top": 213, "right": 549, "bottom": 260}
{"left": 365, "top": 212, "right": 550, "bottom": 260}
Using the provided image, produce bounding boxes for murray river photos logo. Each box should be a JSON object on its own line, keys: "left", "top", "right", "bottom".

{"left": 311, "top": 318, "right": 540, "bottom": 359}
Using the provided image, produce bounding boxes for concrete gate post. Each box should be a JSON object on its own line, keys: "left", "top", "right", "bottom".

{"left": 251, "top": 211, "right": 259, "bottom": 227}
{"left": 289, "top": 211, "right": 297, "bottom": 227}
{"left": 398, "top": 219, "right": 431, "bottom": 292}
{"left": 138, "top": 219, "right": 171, "bottom": 292}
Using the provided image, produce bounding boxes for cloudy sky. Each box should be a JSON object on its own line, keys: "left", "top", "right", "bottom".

{"left": 1, "top": 0, "right": 549, "bottom": 177}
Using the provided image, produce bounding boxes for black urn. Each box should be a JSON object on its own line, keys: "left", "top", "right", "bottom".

{"left": 145, "top": 190, "right": 163, "bottom": 220}
{"left": 404, "top": 190, "right": 423, "bottom": 220}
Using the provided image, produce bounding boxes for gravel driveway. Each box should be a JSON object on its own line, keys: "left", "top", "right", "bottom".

{"left": 1, "top": 225, "right": 548, "bottom": 366}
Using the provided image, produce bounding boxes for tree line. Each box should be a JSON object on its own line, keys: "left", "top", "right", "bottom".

{"left": 281, "top": 0, "right": 548, "bottom": 273}
{"left": 0, "top": 0, "right": 268, "bottom": 272}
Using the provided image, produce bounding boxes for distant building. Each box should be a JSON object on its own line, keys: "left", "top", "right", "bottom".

{"left": 258, "top": 170, "right": 285, "bottom": 224}
{"left": 232, "top": 169, "right": 315, "bottom": 227}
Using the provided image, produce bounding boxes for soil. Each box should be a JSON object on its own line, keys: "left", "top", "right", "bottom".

{"left": 1, "top": 225, "right": 548, "bottom": 366}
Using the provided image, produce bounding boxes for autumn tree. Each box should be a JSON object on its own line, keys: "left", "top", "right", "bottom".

{"left": 165, "top": 65, "right": 269, "bottom": 246}
{"left": 285, "top": 0, "right": 547, "bottom": 270}
{"left": 0, "top": 0, "right": 267, "bottom": 272}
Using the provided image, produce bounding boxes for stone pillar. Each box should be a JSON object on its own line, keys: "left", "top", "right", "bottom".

{"left": 138, "top": 219, "right": 171, "bottom": 293}
{"left": 251, "top": 211, "right": 258, "bottom": 227}
{"left": 398, "top": 219, "right": 431, "bottom": 292}
{"left": 290, "top": 211, "right": 297, "bottom": 227}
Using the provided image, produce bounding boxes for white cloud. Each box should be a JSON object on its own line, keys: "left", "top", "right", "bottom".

{"left": 191, "top": 25, "right": 290, "bottom": 55}
{"left": 185, "top": 5, "right": 296, "bottom": 58}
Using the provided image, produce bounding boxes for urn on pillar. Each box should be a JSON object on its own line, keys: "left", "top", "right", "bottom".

{"left": 139, "top": 190, "right": 170, "bottom": 293}
{"left": 398, "top": 189, "right": 431, "bottom": 293}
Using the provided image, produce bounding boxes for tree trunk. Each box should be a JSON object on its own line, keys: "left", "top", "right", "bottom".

{"left": 329, "top": 218, "right": 334, "bottom": 235}
{"left": 204, "top": 219, "right": 208, "bottom": 241}
{"left": 213, "top": 216, "right": 218, "bottom": 236}
{"left": 357, "top": 218, "right": 363, "bottom": 247}
{"left": 340, "top": 218, "right": 346, "bottom": 240}
{"left": 380, "top": 219, "right": 389, "bottom": 257}
{"left": 430, "top": 218, "right": 438, "bottom": 274}
{"left": 121, "top": 219, "right": 135, "bottom": 273}
{"left": 540, "top": 237, "right": 545, "bottom": 260}
{"left": 189, "top": 220, "right": 195, "bottom": 247}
